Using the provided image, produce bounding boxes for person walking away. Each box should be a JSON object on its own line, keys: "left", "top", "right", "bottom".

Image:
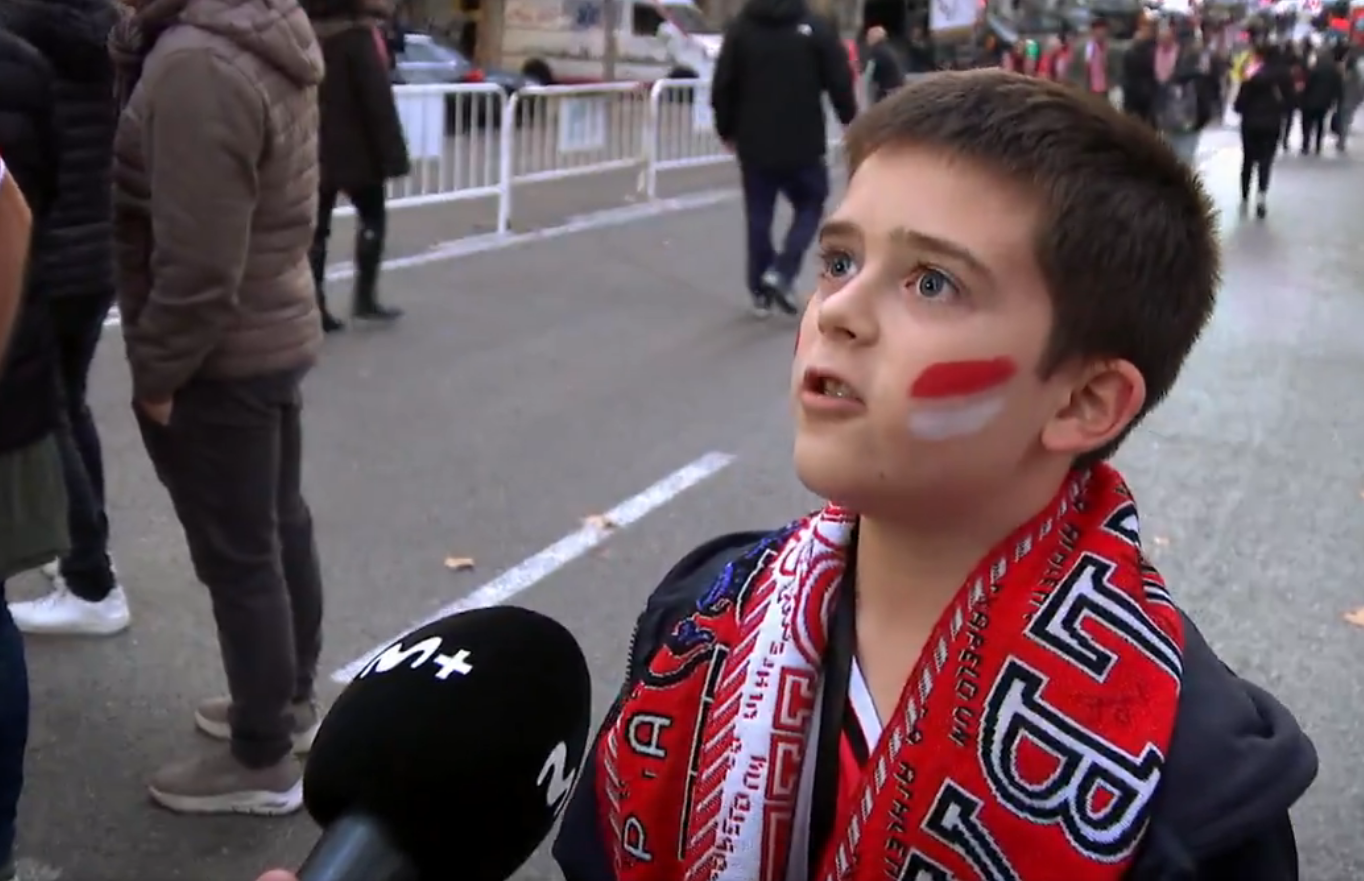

{"left": 1153, "top": 22, "right": 1215, "bottom": 164}
{"left": 1299, "top": 48, "right": 1342, "bottom": 154}
{"left": 712, "top": 0, "right": 857, "bottom": 318}
{"left": 108, "top": 0, "right": 327, "bottom": 814}
{"left": 308, "top": 0, "right": 410, "bottom": 333}
{"left": 1278, "top": 41, "right": 1305, "bottom": 152}
{"left": 1014, "top": 39, "right": 1042, "bottom": 76}
{"left": 1122, "top": 18, "right": 1158, "bottom": 125}
{"left": 0, "top": 0, "right": 130, "bottom": 638}
{"left": 903, "top": 24, "right": 933, "bottom": 73}
{"left": 1040, "top": 34, "right": 1071, "bottom": 81}
{"left": 1067, "top": 18, "right": 1121, "bottom": 102}
{"left": 1334, "top": 44, "right": 1361, "bottom": 150}
{"left": 0, "top": 24, "right": 68, "bottom": 880}
{"left": 1235, "top": 42, "right": 1285, "bottom": 218}
{"left": 863, "top": 26, "right": 904, "bottom": 103}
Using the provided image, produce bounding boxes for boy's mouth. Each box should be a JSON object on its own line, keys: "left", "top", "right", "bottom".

{"left": 802, "top": 367, "right": 862, "bottom": 402}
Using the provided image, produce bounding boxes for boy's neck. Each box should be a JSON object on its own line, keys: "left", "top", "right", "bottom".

{"left": 854, "top": 465, "right": 1072, "bottom": 623}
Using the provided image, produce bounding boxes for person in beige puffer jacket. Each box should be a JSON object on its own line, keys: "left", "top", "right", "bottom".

{"left": 109, "top": 0, "right": 329, "bottom": 816}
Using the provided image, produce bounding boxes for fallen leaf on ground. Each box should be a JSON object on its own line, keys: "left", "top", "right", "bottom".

{"left": 1344, "top": 607, "right": 1364, "bottom": 628}
{"left": 583, "top": 514, "right": 617, "bottom": 531}
{"left": 443, "top": 556, "right": 475, "bottom": 571}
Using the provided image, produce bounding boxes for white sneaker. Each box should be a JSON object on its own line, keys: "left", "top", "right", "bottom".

{"left": 8, "top": 582, "right": 131, "bottom": 636}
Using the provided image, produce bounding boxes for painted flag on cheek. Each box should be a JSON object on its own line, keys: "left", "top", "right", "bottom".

{"left": 906, "top": 357, "right": 1016, "bottom": 440}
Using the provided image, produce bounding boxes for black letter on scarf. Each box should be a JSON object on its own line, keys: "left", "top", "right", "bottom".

{"left": 980, "top": 660, "right": 1163, "bottom": 861}
{"left": 1026, "top": 553, "right": 1182, "bottom": 683}
{"left": 921, "top": 782, "right": 1020, "bottom": 881}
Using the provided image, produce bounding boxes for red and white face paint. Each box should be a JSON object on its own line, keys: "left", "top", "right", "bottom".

{"left": 906, "top": 357, "right": 1017, "bottom": 440}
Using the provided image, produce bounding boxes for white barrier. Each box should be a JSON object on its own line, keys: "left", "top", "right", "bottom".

{"left": 335, "top": 82, "right": 507, "bottom": 218}
{"left": 363, "top": 79, "right": 856, "bottom": 233}
{"left": 644, "top": 78, "right": 850, "bottom": 200}
{"left": 497, "top": 82, "right": 653, "bottom": 233}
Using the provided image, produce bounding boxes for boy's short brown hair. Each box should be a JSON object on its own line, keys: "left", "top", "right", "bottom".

{"left": 846, "top": 70, "right": 1220, "bottom": 462}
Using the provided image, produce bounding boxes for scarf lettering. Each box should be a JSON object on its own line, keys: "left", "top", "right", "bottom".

{"left": 601, "top": 465, "right": 1184, "bottom": 881}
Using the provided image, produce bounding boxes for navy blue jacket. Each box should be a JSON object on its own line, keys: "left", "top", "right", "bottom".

{"left": 554, "top": 531, "right": 1319, "bottom": 881}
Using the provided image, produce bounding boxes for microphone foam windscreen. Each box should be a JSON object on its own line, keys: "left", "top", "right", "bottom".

{"left": 304, "top": 606, "right": 592, "bottom": 881}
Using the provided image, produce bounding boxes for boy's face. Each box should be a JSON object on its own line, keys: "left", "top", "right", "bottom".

{"left": 791, "top": 145, "right": 1143, "bottom": 515}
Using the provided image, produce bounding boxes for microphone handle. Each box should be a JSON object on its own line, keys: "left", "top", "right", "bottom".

{"left": 297, "top": 813, "right": 419, "bottom": 881}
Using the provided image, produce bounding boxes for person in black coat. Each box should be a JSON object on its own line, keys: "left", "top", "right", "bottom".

{"left": 0, "top": 30, "right": 58, "bottom": 458}
{"left": 1277, "top": 42, "right": 1306, "bottom": 151}
{"left": 1122, "top": 20, "right": 1158, "bottom": 126}
{"left": 1298, "top": 49, "right": 1343, "bottom": 154}
{"left": 305, "top": 0, "right": 411, "bottom": 332}
{"left": 0, "top": 0, "right": 128, "bottom": 637}
{"left": 863, "top": 26, "right": 905, "bottom": 103}
{"left": 1234, "top": 42, "right": 1286, "bottom": 218}
{"left": 0, "top": 24, "right": 67, "bottom": 881}
{"left": 711, "top": 0, "right": 857, "bottom": 317}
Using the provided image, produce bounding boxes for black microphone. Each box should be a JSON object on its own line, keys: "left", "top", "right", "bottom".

{"left": 298, "top": 606, "right": 593, "bottom": 881}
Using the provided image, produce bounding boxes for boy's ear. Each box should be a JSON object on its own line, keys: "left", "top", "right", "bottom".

{"left": 1040, "top": 359, "right": 1147, "bottom": 456}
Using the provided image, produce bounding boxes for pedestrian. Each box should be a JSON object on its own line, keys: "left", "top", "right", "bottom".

{"left": 711, "top": 0, "right": 857, "bottom": 318}
{"left": 0, "top": 0, "right": 129, "bottom": 638}
{"left": 863, "top": 26, "right": 904, "bottom": 104}
{"left": 1334, "top": 44, "right": 1361, "bottom": 150}
{"left": 1040, "top": 34, "right": 1072, "bottom": 81}
{"left": 1278, "top": 40, "right": 1305, "bottom": 151}
{"left": 553, "top": 70, "right": 1316, "bottom": 881}
{"left": 903, "top": 23, "right": 933, "bottom": 74}
{"left": 307, "top": 0, "right": 410, "bottom": 333}
{"left": 1152, "top": 21, "right": 1216, "bottom": 164}
{"left": 0, "top": 22, "right": 68, "bottom": 881}
{"left": 1067, "top": 17, "right": 1121, "bottom": 102}
{"left": 1122, "top": 17, "right": 1158, "bottom": 124}
{"left": 1235, "top": 41, "right": 1286, "bottom": 218}
{"left": 108, "top": 0, "right": 327, "bottom": 814}
{"left": 1009, "top": 39, "right": 1042, "bottom": 76}
{"left": 1298, "top": 47, "right": 1343, "bottom": 154}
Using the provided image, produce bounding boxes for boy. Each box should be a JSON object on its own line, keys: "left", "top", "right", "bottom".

{"left": 554, "top": 71, "right": 1318, "bottom": 881}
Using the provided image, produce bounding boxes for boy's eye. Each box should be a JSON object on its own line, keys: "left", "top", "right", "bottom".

{"left": 820, "top": 250, "right": 858, "bottom": 279}
{"left": 909, "top": 267, "right": 959, "bottom": 302}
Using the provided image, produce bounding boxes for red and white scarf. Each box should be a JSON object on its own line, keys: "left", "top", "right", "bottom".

{"left": 598, "top": 464, "right": 1184, "bottom": 881}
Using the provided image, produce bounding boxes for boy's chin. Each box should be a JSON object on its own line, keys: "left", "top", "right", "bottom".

{"left": 793, "top": 441, "right": 879, "bottom": 511}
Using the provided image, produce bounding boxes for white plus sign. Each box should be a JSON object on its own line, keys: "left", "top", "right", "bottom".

{"left": 430, "top": 649, "right": 474, "bottom": 680}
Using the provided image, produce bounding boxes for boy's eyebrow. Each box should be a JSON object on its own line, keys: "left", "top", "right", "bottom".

{"left": 820, "top": 218, "right": 995, "bottom": 286}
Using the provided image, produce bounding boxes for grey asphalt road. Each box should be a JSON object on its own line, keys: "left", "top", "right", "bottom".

{"left": 11, "top": 126, "right": 1364, "bottom": 881}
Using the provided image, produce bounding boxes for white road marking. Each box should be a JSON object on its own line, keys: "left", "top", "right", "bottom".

{"left": 12, "top": 858, "right": 62, "bottom": 881}
{"left": 330, "top": 450, "right": 737, "bottom": 683}
{"left": 101, "top": 187, "right": 740, "bottom": 329}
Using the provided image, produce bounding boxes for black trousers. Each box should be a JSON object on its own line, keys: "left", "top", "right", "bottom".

{"left": 48, "top": 294, "right": 117, "bottom": 601}
{"left": 740, "top": 162, "right": 829, "bottom": 294}
{"left": 1300, "top": 109, "right": 1327, "bottom": 153}
{"left": 136, "top": 370, "right": 324, "bottom": 768}
{"left": 311, "top": 183, "right": 387, "bottom": 309}
{"left": 1240, "top": 128, "right": 1279, "bottom": 198}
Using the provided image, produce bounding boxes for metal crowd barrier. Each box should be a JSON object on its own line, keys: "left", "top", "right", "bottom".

{"left": 335, "top": 82, "right": 507, "bottom": 218}
{"left": 366, "top": 78, "right": 862, "bottom": 233}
